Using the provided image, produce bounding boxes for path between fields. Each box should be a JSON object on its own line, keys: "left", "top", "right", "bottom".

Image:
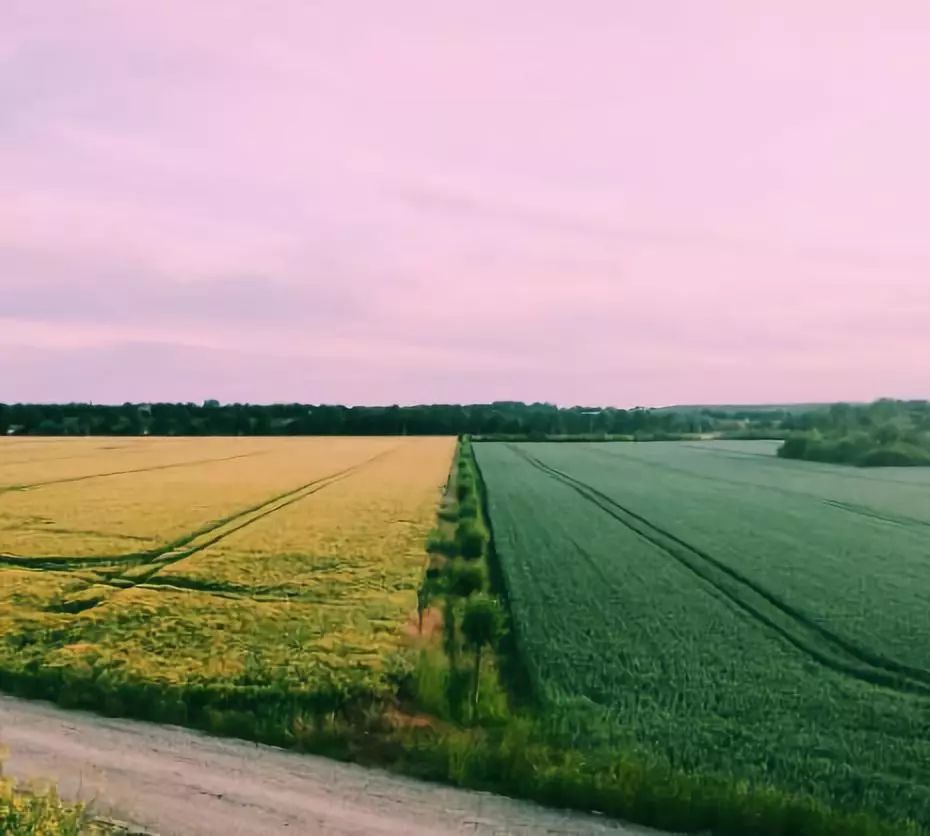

{"left": 0, "top": 696, "right": 660, "bottom": 836}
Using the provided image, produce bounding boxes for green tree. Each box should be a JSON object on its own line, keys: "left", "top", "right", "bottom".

{"left": 455, "top": 521, "right": 484, "bottom": 559}
{"left": 446, "top": 561, "right": 484, "bottom": 598}
{"left": 875, "top": 423, "right": 901, "bottom": 446}
{"left": 461, "top": 595, "right": 503, "bottom": 713}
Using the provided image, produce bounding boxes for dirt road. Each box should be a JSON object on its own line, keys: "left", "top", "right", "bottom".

{"left": 0, "top": 696, "right": 658, "bottom": 835}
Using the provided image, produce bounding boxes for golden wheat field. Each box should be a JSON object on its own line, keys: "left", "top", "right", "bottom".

{"left": 0, "top": 437, "right": 455, "bottom": 719}
{"left": 0, "top": 436, "right": 407, "bottom": 558}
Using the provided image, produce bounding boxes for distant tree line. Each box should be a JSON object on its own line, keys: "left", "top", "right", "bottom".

{"left": 2, "top": 400, "right": 927, "bottom": 465}
{"left": 778, "top": 400, "right": 930, "bottom": 466}
{"left": 0, "top": 401, "right": 724, "bottom": 437}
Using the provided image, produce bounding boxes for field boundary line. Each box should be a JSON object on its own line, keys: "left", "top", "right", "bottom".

{"left": 470, "top": 443, "right": 546, "bottom": 707}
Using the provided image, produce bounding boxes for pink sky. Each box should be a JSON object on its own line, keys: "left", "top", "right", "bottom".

{"left": 3, "top": 1, "right": 928, "bottom": 406}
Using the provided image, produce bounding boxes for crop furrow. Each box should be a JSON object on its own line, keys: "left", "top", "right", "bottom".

{"left": 107, "top": 446, "right": 400, "bottom": 589}
{"left": 511, "top": 446, "right": 930, "bottom": 696}
{"left": 823, "top": 499, "right": 930, "bottom": 529}
{"left": 0, "top": 447, "right": 398, "bottom": 567}
{"left": 0, "top": 451, "right": 268, "bottom": 493}
{"left": 0, "top": 553, "right": 138, "bottom": 569}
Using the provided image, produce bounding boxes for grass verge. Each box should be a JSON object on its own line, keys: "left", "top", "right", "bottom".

{"left": 0, "top": 765, "right": 84, "bottom": 835}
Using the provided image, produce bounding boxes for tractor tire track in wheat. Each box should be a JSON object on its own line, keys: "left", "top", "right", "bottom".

{"left": 509, "top": 445, "right": 930, "bottom": 697}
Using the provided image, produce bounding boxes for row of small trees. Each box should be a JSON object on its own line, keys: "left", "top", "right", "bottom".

{"left": 417, "top": 441, "right": 504, "bottom": 718}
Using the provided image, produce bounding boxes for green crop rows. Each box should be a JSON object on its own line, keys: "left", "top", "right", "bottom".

{"left": 474, "top": 440, "right": 930, "bottom": 825}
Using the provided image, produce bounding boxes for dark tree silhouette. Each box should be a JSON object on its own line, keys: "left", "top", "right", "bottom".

{"left": 461, "top": 595, "right": 503, "bottom": 712}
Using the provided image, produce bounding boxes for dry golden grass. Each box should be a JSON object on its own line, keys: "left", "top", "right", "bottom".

{"left": 0, "top": 437, "right": 401, "bottom": 558}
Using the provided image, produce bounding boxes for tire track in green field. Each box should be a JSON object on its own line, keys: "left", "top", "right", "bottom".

{"left": 680, "top": 443, "right": 779, "bottom": 459}
{"left": 598, "top": 441, "right": 930, "bottom": 490}
{"left": 510, "top": 445, "right": 930, "bottom": 697}
{"left": 583, "top": 444, "right": 809, "bottom": 502}
{"left": 589, "top": 443, "right": 930, "bottom": 532}
{"left": 823, "top": 500, "right": 930, "bottom": 529}
{"left": 589, "top": 444, "right": 930, "bottom": 514}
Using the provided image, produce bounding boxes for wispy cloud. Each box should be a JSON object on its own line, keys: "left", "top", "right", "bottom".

{"left": 2, "top": 0, "right": 928, "bottom": 404}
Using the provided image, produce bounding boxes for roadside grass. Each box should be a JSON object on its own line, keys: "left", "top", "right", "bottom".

{"left": 0, "top": 765, "right": 84, "bottom": 835}
{"left": 0, "top": 770, "right": 136, "bottom": 835}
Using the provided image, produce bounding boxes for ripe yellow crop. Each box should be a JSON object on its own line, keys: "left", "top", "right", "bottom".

{"left": 0, "top": 436, "right": 455, "bottom": 728}
{"left": 0, "top": 437, "right": 402, "bottom": 558}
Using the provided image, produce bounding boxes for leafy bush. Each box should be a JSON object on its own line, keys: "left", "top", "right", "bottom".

{"left": 445, "top": 560, "right": 484, "bottom": 598}
{"left": 456, "top": 479, "right": 474, "bottom": 502}
{"left": 426, "top": 531, "right": 458, "bottom": 557}
{"left": 455, "top": 521, "right": 485, "bottom": 559}
{"left": 856, "top": 444, "right": 930, "bottom": 467}
{"left": 457, "top": 498, "right": 479, "bottom": 519}
{"left": 462, "top": 595, "right": 502, "bottom": 646}
{"left": 437, "top": 505, "right": 459, "bottom": 523}
{"left": 778, "top": 430, "right": 930, "bottom": 467}
{"left": 778, "top": 434, "right": 810, "bottom": 459}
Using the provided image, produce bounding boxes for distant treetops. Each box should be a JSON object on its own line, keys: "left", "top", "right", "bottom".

{"left": 2, "top": 399, "right": 928, "bottom": 469}
{"left": 777, "top": 400, "right": 930, "bottom": 467}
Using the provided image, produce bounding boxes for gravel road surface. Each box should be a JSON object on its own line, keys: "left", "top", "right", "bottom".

{"left": 0, "top": 695, "right": 661, "bottom": 835}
